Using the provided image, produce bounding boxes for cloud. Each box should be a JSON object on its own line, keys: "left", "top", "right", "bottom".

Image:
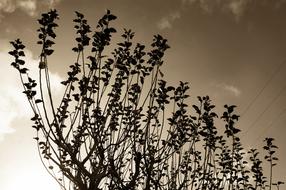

{"left": 0, "top": 0, "right": 62, "bottom": 17}
{"left": 225, "top": 0, "right": 251, "bottom": 21}
{"left": 158, "top": 17, "right": 172, "bottom": 30}
{"left": 182, "top": 0, "right": 251, "bottom": 20}
{"left": 224, "top": 84, "right": 241, "bottom": 97}
{"left": 182, "top": 0, "right": 286, "bottom": 21}
{"left": 18, "top": 0, "right": 37, "bottom": 16}
{"left": 0, "top": 40, "right": 64, "bottom": 142}
{"left": 47, "top": 0, "right": 61, "bottom": 8}
{"left": 216, "top": 83, "right": 241, "bottom": 97}
{"left": 0, "top": 0, "right": 16, "bottom": 13}
{"left": 0, "top": 43, "right": 24, "bottom": 141}
{"left": 157, "top": 11, "right": 181, "bottom": 30}
{"left": 184, "top": 0, "right": 217, "bottom": 13}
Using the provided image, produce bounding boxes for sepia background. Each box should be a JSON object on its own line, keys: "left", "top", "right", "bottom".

{"left": 0, "top": 0, "right": 286, "bottom": 189}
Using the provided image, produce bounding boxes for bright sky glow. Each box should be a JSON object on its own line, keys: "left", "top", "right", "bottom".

{"left": 0, "top": 0, "right": 286, "bottom": 189}
{"left": 0, "top": 44, "right": 64, "bottom": 189}
{"left": 1, "top": 163, "right": 60, "bottom": 190}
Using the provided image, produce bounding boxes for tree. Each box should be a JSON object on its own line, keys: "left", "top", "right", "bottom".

{"left": 9, "top": 9, "right": 284, "bottom": 190}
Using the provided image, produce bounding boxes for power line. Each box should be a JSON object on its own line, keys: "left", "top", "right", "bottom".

{"left": 240, "top": 59, "right": 286, "bottom": 117}
{"left": 253, "top": 107, "right": 286, "bottom": 146}
{"left": 243, "top": 84, "right": 286, "bottom": 136}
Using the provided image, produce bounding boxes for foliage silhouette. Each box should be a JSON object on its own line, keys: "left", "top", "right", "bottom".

{"left": 9, "top": 9, "right": 284, "bottom": 190}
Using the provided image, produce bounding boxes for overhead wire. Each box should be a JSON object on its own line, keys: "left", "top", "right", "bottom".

{"left": 240, "top": 59, "right": 286, "bottom": 117}
{"left": 253, "top": 107, "right": 286, "bottom": 146}
{"left": 243, "top": 81, "right": 286, "bottom": 136}
{"left": 240, "top": 59, "right": 286, "bottom": 141}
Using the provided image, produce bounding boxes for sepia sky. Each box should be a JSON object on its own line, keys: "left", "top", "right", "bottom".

{"left": 0, "top": 0, "right": 286, "bottom": 189}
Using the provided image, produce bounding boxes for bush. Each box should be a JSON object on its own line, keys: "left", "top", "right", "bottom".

{"left": 9, "top": 9, "right": 284, "bottom": 190}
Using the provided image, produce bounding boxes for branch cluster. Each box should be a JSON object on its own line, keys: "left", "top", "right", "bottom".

{"left": 9, "top": 10, "right": 284, "bottom": 190}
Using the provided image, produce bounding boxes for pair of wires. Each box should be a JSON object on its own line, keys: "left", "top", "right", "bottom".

{"left": 240, "top": 59, "right": 286, "bottom": 142}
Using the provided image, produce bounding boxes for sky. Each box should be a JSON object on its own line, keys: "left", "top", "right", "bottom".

{"left": 0, "top": 0, "right": 286, "bottom": 189}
